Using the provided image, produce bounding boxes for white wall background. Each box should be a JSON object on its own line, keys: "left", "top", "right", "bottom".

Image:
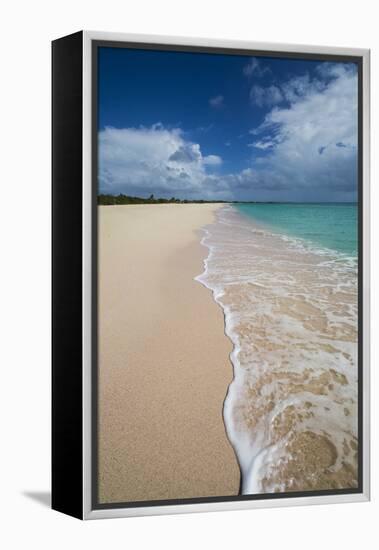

{"left": 1, "top": 1, "right": 377, "bottom": 548}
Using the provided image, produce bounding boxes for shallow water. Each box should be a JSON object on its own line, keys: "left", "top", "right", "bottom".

{"left": 196, "top": 205, "right": 358, "bottom": 494}
{"left": 236, "top": 202, "right": 358, "bottom": 256}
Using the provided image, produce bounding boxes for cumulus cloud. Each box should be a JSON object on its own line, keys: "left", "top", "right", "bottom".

{"left": 247, "top": 63, "right": 358, "bottom": 200}
{"left": 279, "top": 73, "right": 326, "bottom": 103}
{"left": 99, "top": 63, "right": 358, "bottom": 202}
{"left": 209, "top": 95, "right": 224, "bottom": 108}
{"left": 250, "top": 84, "right": 283, "bottom": 107}
{"left": 249, "top": 139, "right": 276, "bottom": 150}
{"left": 99, "top": 124, "right": 224, "bottom": 199}
{"left": 247, "top": 63, "right": 348, "bottom": 110}
{"left": 243, "top": 57, "right": 270, "bottom": 78}
{"left": 203, "top": 154, "right": 222, "bottom": 165}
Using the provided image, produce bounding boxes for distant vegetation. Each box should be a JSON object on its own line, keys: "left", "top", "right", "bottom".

{"left": 97, "top": 194, "right": 281, "bottom": 205}
{"left": 98, "top": 194, "right": 231, "bottom": 205}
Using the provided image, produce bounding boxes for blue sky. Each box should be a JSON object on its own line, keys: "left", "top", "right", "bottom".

{"left": 98, "top": 47, "right": 358, "bottom": 202}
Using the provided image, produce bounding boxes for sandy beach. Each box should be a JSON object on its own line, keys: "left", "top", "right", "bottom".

{"left": 98, "top": 204, "right": 240, "bottom": 503}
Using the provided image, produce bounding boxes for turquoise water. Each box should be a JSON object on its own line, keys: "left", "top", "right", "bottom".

{"left": 236, "top": 203, "right": 358, "bottom": 257}
{"left": 197, "top": 205, "right": 358, "bottom": 493}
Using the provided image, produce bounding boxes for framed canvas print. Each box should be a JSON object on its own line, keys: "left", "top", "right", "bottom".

{"left": 52, "top": 31, "right": 370, "bottom": 519}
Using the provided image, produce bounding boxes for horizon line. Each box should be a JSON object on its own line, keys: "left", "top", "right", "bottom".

{"left": 97, "top": 193, "right": 357, "bottom": 205}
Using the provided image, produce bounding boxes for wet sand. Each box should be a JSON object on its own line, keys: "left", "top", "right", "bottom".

{"left": 98, "top": 204, "right": 240, "bottom": 503}
{"left": 198, "top": 206, "right": 358, "bottom": 494}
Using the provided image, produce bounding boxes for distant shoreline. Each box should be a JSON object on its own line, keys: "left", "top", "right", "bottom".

{"left": 98, "top": 194, "right": 357, "bottom": 206}
{"left": 98, "top": 194, "right": 230, "bottom": 205}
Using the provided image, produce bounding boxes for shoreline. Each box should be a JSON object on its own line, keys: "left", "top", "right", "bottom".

{"left": 98, "top": 204, "right": 241, "bottom": 503}
{"left": 198, "top": 205, "right": 358, "bottom": 493}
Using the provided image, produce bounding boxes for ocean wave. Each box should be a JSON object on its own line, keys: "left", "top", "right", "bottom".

{"left": 195, "top": 206, "right": 358, "bottom": 494}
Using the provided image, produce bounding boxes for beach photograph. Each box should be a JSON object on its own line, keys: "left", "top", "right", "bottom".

{"left": 96, "top": 46, "right": 359, "bottom": 504}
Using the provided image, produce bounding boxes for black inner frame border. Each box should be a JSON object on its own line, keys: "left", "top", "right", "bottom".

{"left": 91, "top": 39, "right": 364, "bottom": 511}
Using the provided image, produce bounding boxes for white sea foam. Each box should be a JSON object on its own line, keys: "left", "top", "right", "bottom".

{"left": 195, "top": 206, "right": 358, "bottom": 494}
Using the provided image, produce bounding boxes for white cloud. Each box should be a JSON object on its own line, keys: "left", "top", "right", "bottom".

{"left": 203, "top": 154, "right": 222, "bottom": 165}
{"left": 248, "top": 63, "right": 358, "bottom": 200}
{"left": 250, "top": 85, "right": 283, "bottom": 107}
{"left": 249, "top": 140, "right": 275, "bottom": 150}
{"left": 99, "top": 63, "right": 358, "bottom": 202}
{"left": 209, "top": 95, "right": 224, "bottom": 108}
{"left": 243, "top": 57, "right": 270, "bottom": 78}
{"left": 99, "top": 125, "right": 225, "bottom": 198}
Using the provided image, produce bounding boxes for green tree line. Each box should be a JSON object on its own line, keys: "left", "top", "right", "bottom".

{"left": 98, "top": 193, "right": 230, "bottom": 205}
